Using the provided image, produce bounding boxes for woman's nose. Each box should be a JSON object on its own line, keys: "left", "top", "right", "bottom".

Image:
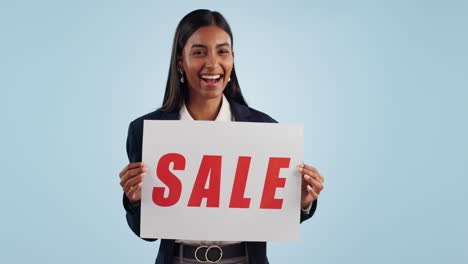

{"left": 204, "top": 53, "right": 218, "bottom": 68}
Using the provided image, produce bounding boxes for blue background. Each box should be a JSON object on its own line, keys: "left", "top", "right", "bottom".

{"left": 1, "top": 0, "right": 467, "bottom": 263}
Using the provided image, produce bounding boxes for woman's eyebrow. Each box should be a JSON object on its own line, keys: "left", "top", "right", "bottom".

{"left": 190, "top": 43, "right": 231, "bottom": 49}
{"left": 216, "top": 42, "right": 231, "bottom": 48}
{"left": 190, "top": 44, "right": 206, "bottom": 49}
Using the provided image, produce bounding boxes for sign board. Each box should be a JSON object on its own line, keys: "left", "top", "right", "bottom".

{"left": 141, "top": 120, "right": 303, "bottom": 241}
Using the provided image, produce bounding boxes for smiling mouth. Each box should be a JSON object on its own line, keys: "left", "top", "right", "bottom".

{"left": 200, "top": 74, "right": 223, "bottom": 85}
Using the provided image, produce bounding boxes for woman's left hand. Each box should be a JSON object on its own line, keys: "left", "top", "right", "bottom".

{"left": 298, "top": 163, "right": 325, "bottom": 209}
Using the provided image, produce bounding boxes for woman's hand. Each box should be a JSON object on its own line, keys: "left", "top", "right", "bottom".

{"left": 119, "top": 162, "right": 147, "bottom": 204}
{"left": 298, "top": 163, "right": 324, "bottom": 209}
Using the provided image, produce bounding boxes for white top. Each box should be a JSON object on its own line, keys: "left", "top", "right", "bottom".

{"left": 179, "top": 94, "right": 233, "bottom": 122}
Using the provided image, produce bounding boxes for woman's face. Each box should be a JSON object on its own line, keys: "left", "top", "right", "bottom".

{"left": 179, "top": 25, "right": 234, "bottom": 102}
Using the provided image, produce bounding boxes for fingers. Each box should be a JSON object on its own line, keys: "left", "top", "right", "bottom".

{"left": 303, "top": 169, "right": 321, "bottom": 184}
{"left": 298, "top": 163, "right": 324, "bottom": 183}
{"left": 307, "top": 185, "right": 318, "bottom": 200}
{"left": 119, "top": 162, "right": 145, "bottom": 179}
{"left": 123, "top": 171, "right": 145, "bottom": 193}
{"left": 126, "top": 183, "right": 142, "bottom": 202}
{"left": 120, "top": 166, "right": 147, "bottom": 187}
{"left": 119, "top": 162, "right": 145, "bottom": 204}
{"left": 298, "top": 163, "right": 325, "bottom": 199}
{"left": 303, "top": 175, "right": 324, "bottom": 194}
{"left": 303, "top": 164, "right": 324, "bottom": 183}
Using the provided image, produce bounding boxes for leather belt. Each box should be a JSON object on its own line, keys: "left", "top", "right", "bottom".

{"left": 173, "top": 243, "right": 246, "bottom": 263}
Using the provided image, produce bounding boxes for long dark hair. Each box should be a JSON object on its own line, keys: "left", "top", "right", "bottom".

{"left": 161, "top": 9, "right": 247, "bottom": 112}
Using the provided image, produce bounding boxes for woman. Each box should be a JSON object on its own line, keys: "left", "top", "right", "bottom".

{"left": 118, "top": 9, "right": 324, "bottom": 264}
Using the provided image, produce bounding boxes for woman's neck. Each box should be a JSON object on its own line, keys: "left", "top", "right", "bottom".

{"left": 186, "top": 95, "right": 223, "bottom": 121}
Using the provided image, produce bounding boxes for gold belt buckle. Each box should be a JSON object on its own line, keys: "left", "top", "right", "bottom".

{"left": 194, "top": 245, "right": 223, "bottom": 263}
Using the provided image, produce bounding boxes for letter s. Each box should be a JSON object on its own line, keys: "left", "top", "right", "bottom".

{"left": 152, "top": 153, "right": 185, "bottom": 207}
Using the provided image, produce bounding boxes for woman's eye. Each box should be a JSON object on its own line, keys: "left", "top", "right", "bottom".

{"left": 219, "top": 49, "right": 229, "bottom": 54}
{"left": 192, "top": 50, "right": 206, "bottom": 55}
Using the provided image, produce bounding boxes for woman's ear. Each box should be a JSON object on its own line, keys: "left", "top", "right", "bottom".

{"left": 232, "top": 51, "right": 235, "bottom": 59}
{"left": 176, "top": 56, "right": 183, "bottom": 71}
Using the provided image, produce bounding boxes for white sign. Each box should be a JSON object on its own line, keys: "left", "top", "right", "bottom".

{"left": 141, "top": 120, "right": 303, "bottom": 241}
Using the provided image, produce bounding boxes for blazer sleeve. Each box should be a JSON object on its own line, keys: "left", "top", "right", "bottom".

{"left": 122, "top": 121, "right": 157, "bottom": 242}
{"left": 300, "top": 200, "right": 317, "bottom": 223}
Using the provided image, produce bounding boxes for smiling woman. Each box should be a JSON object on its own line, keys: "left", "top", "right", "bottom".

{"left": 118, "top": 9, "right": 324, "bottom": 264}
{"left": 160, "top": 10, "right": 246, "bottom": 118}
{"left": 179, "top": 25, "right": 234, "bottom": 120}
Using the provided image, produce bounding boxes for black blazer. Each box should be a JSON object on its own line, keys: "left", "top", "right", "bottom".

{"left": 122, "top": 97, "right": 317, "bottom": 264}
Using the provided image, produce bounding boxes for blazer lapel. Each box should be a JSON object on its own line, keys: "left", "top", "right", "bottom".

{"left": 159, "top": 109, "right": 179, "bottom": 120}
{"left": 228, "top": 98, "right": 252, "bottom": 122}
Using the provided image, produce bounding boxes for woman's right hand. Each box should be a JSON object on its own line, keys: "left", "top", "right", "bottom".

{"left": 119, "top": 162, "right": 147, "bottom": 204}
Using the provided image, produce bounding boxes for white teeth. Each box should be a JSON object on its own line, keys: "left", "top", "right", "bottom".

{"left": 201, "top": 75, "right": 221, "bottom": 79}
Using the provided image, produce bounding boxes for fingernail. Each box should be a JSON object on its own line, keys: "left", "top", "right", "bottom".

{"left": 304, "top": 175, "right": 310, "bottom": 180}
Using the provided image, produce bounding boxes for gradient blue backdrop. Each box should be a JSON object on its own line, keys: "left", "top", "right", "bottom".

{"left": 1, "top": 0, "right": 467, "bottom": 263}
